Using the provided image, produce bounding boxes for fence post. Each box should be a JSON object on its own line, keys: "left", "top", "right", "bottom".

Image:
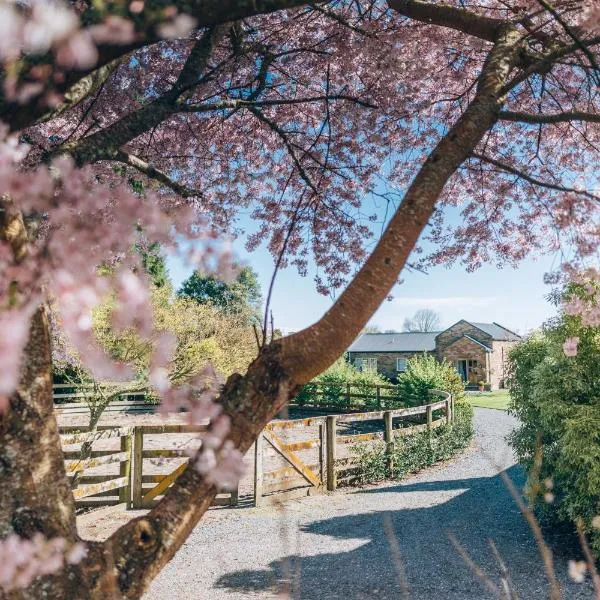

{"left": 131, "top": 426, "right": 144, "bottom": 509}
{"left": 426, "top": 404, "right": 433, "bottom": 431}
{"left": 319, "top": 422, "right": 326, "bottom": 488}
{"left": 445, "top": 399, "right": 451, "bottom": 425}
{"left": 326, "top": 416, "right": 337, "bottom": 491}
{"left": 384, "top": 411, "right": 394, "bottom": 477}
{"left": 119, "top": 430, "right": 132, "bottom": 508}
{"left": 230, "top": 483, "right": 239, "bottom": 506}
{"left": 376, "top": 385, "right": 382, "bottom": 410}
{"left": 254, "top": 431, "right": 264, "bottom": 507}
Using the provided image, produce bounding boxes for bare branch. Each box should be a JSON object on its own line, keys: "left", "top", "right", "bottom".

{"left": 113, "top": 150, "right": 204, "bottom": 198}
{"left": 388, "top": 0, "right": 506, "bottom": 42}
{"left": 178, "top": 94, "right": 378, "bottom": 112}
{"left": 471, "top": 152, "right": 600, "bottom": 201}
{"left": 499, "top": 109, "right": 600, "bottom": 124}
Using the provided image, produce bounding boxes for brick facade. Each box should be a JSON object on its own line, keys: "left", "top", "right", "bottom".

{"left": 347, "top": 351, "right": 430, "bottom": 381}
{"left": 488, "top": 341, "right": 514, "bottom": 389}
{"left": 348, "top": 320, "right": 519, "bottom": 389}
{"left": 438, "top": 336, "right": 488, "bottom": 385}
{"left": 435, "top": 320, "right": 493, "bottom": 360}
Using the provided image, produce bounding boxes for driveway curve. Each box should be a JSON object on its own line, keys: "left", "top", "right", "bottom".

{"left": 145, "top": 408, "right": 594, "bottom": 599}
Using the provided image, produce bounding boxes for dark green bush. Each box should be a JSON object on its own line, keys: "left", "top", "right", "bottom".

{"left": 353, "top": 402, "right": 474, "bottom": 484}
{"left": 396, "top": 353, "right": 465, "bottom": 407}
{"left": 508, "top": 283, "right": 600, "bottom": 554}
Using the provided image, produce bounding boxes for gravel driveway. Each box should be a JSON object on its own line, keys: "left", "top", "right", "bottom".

{"left": 144, "top": 408, "right": 595, "bottom": 600}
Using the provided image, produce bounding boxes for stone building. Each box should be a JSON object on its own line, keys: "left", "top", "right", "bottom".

{"left": 347, "top": 320, "right": 521, "bottom": 389}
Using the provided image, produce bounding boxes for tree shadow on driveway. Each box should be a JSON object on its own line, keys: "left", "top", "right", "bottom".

{"left": 214, "top": 465, "right": 593, "bottom": 599}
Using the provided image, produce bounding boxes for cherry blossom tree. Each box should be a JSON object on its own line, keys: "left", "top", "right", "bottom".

{"left": 1, "top": 0, "right": 600, "bottom": 597}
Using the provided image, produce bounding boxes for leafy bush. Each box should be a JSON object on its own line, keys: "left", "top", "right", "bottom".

{"left": 396, "top": 353, "right": 465, "bottom": 406}
{"left": 508, "top": 284, "right": 600, "bottom": 554}
{"left": 295, "top": 358, "right": 390, "bottom": 409}
{"left": 353, "top": 402, "right": 474, "bottom": 483}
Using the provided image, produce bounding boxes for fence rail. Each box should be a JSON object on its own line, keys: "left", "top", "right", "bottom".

{"left": 254, "top": 390, "right": 454, "bottom": 505}
{"left": 60, "top": 390, "right": 454, "bottom": 509}
{"left": 293, "top": 381, "right": 406, "bottom": 411}
{"left": 60, "top": 424, "right": 237, "bottom": 509}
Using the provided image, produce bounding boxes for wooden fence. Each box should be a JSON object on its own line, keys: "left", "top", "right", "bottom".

{"left": 254, "top": 390, "right": 453, "bottom": 506}
{"left": 293, "top": 381, "right": 404, "bottom": 411}
{"left": 60, "top": 424, "right": 238, "bottom": 509}
{"left": 53, "top": 381, "right": 407, "bottom": 416}
{"left": 60, "top": 390, "right": 453, "bottom": 509}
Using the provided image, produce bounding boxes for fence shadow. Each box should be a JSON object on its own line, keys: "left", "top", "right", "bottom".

{"left": 214, "top": 465, "right": 593, "bottom": 600}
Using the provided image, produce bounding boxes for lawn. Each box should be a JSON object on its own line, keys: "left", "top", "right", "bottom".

{"left": 465, "top": 390, "right": 510, "bottom": 410}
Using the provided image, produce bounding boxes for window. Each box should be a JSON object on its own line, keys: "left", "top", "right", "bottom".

{"left": 356, "top": 357, "right": 377, "bottom": 372}
{"left": 396, "top": 358, "right": 407, "bottom": 372}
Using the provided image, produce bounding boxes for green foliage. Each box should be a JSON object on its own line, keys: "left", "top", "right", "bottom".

{"left": 137, "top": 242, "right": 168, "bottom": 288}
{"left": 178, "top": 266, "right": 262, "bottom": 322}
{"left": 353, "top": 402, "right": 474, "bottom": 484}
{"left": 396, "top": 353, "right": 465, "bottom": 407}
{"left": 508, "top": 284, "right": 600, "bottom": 553}
{"left": 295, "top": 358, "right": 392, "bottom": 409}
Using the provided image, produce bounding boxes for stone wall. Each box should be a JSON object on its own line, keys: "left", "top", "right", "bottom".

{"left": 488, "top": 340, "right": 518, "bottom": 389}
{"left": 347, "top": 351, "right": 431, "bottom": 381}
{"left": 435, "top": 320, "right": 493, "bottom": 360}
{"left": 438, "top": 336, "right": 488, "bottom": 385}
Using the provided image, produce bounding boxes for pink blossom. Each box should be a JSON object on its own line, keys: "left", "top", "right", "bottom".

{"left": 157, "top": 14, "right": 197, "bottom": 39}
{"left": 0, "top": 534, "right": 85, "bottom": 591}
{"left": 563, "top": 337, "right": 580, "bottom": 357}
{"left": 89, "top": 16, "right": 136, "bottom": 45}
{"left": 55, "top": 31, "right": 98, "bottom": 69}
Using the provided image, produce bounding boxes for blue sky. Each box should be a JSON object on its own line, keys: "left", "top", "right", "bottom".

{"left": 167, "top": 229, "right": 558, "bottom": 336}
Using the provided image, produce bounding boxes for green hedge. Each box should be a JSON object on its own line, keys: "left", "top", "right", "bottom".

{"left": 396, "top": 354, "right": 465, "bottom": 406}
{"left": 295, "top": 358, "right": 394, "bottom": 410}
{"left": 508, "top": 282, "right": 600, "bottom": 554}
{"left": 352, "top": 402, "right": 474, "bottom": 484}
{"left": 295, "top": 354, "right": 465, "bottom": 411}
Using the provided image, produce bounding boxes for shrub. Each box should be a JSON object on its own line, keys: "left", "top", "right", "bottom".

{"left": 508, "top": 283, "right": 600, "bottom": 554}
{"left": 353, "top": 402, "right": 474, "bottom": 484}
{"left": 295, "top": 358, "right": 390, "bottom": 409}
{"left": 396, "top": 353, "right": 465, "bottom": 407}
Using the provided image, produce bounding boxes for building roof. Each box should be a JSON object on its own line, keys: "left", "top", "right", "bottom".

{"left": 462, "top": 335, "right": 492, "bottom": 351}
{"left": 348, "top": 332, "right": 438, "bottom": 353}
{"left": 470, "top": 322, "right": 521, "bottom": 341}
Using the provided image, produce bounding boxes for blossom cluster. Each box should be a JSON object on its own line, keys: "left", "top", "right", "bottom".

{"left": 0, "top": 126, "right": 226, "bottom": 408}
{"left": 0, "top": 534, "right": 86, "bottom": 591}
{"left": 0, "top": 0, "right": 197, "bottom": 105}
{"left": 156, "top": 363, "right": 245, "bottom": 490}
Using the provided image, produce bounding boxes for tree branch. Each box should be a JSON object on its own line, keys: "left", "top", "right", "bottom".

{"left": 471, "top": 152, "right": 600, "bottom": 201}
{"left": 499, "top": 109, "right": 600, "bottom": 124}
{"left": 59, "top": 27, "right": 224, "bottom": 165}
{"left": 113, "top": 151, "right": 205, "bottom": 198}
{"left": 178, "top": 94, "right": 377, "bottom": 112}
{"left": 387, "top": 0, "right": 507, "bottom": 42}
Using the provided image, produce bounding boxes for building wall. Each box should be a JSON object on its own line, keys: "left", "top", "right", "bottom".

{"left": 488, "top": 340, "right": 519, "bottom": 389}
{"left": 435, "top": 320, "right": 493, "bottom": 360}
{"left": 438, "top": 337, "right": 488, "bottom": 385}
{"left": 347, "top": 351, "right": 432, "bottom": 381}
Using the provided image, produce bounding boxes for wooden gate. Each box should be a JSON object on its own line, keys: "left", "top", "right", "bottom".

{"left": 130, "top": 425, "right": 238, "bottom": 509}
{"left": 254, "top": 417, "right": 326, "bottom": 506}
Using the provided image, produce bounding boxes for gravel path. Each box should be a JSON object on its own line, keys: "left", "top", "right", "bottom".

{"left": 144, "top": 408, "right": 594, "bottom": 600}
